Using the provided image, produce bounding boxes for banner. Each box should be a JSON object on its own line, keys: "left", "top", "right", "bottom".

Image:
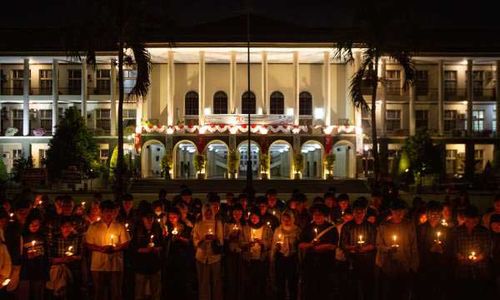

{"left": 204, "top": 114, "right": 293, "bottom": 125}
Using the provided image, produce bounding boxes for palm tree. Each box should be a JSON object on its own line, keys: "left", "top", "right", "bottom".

{"left": 64, "top": 0, "right": 153, "bottom": 198}
{"left": 334, "top": 0, "right": 417, "bottom": 185}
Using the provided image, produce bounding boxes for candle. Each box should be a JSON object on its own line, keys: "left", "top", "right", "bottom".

{"left": 441, "top": 219, "right": 448, "bottom": 227}
{"left": 251, "top": 229, "right": 256, "bottom": 242}
{"left": 1, "top": 278, "right": 10, "bottom": 287}
{"left": 125, "top": 223, "right": 129, "bottom": 231}
{"left": 277, "top": 233, "right": 283, "bottom": 245}
{"left": 232, "top": 224, "right": 239, "bottom": 231}
{"left": 357, "top": 234, "right": 365, "bottom": 245}
{"left": 148, "top": 235, "right": 155, "bottom": 248}
{"left": 266, "top": 221, "right": 271, "bottom": 228}
{"left": 468, "top": 251, "right": 477, "bottom": 261}
{"left": 31, "top": 240, "right": 36, "bottom": 247}
{"left": 172, "top": 227, "right": 179, "bottom": 236}
{"left": 208, "top": 228, "right": 214, "bottom": 235}
{"left": 110, "top": 234, "right": 116, "bottom": 247}
{"left": 81, "top": 201, "right": 86, "bottom": 207}
{"left": 96, "top": 217, "right": 101, "bottom": 222}
{"left": 313, "top": 228, "right": 318, "bottom": 242}
{"left": 435, "top": 231, "right": 442, "bottom": 244}
{"left": 65, "top": 246, "right": 74, "bottom": 256}
{"left": 391, "top": 234, "right": 399, "bottom": 248}
{"left": 9, "top": 213, "right": 14, "bottom": 222}
{"left": 157, "top": 218, "right": 161, "bottom": 224}
{"left": 272, "top": 210, "right": 276, "bottom": 216}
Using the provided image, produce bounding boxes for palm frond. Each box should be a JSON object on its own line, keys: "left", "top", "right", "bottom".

{"left": 350, "top": 51, "right": 374, "bottom": 112}
{"left": 333, "top": 41, "right": 354, "bottom": 63}
{"left": 389, "top": 51, "right": 415, "bottom": 90}
{"left": 127, "top": 44, "right": 151, "bottom": 100}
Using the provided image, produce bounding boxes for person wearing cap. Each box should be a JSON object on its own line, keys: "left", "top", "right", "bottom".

{"left": 223, "top": 203, "right": 245, "bottom": 300}
{"left": 452, "top": 205, "right": 492, "bottom": 299}
{"left": 298, "top": 204, "right": 338, "bottom": 300}
{"left": 85, "top": 200, "right": 130, "bottom": 300}
{"left": 376, "top": 199, "right": 418, "bottom": 300}
{"left": 240, "top": 208, "right": 273, "bottom": 300}
{"left": 416, "top": 201, "right": 453, "bottom": 300}
{"left": 164, "top": 206, "right": 195, "bottom": 300}
{"left": 482, "top": 195, "right": 500, "bottom": 228}
{"left": 340, "top": 198, "right": 377, "bottom": 300}
{"left": 489, "top": 213, "right": 500, "bottom": 297}
{"left": 130, "top": 205, "right": 163, "bottom": 300}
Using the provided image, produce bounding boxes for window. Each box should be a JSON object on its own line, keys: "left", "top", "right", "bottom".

{"left": 299, "top": 91, "right": 312, "bottom": 116}
{"left": 96, "top": 69, "right": 111, "bottom": 94}
{"left": 466, "top": 71, "right": 484, "bottom": 97}
{"left": 385, "top": 110, "right": 401, "bottom": 131}
{"left": 493, "top": 109, "right": 497, "bottom": 132}
{"left": 241, "top": 91, "right": 256, "bottom": 114}
{"left": 415, "top": 70, "right": 428, "bottom": 96}
{"left": 13, "top": 149, "right": 23, "bottom": 159}
{"left": 40, "top": 109, "right": 52, "bottom": 133}
{"left": 39, "top": 69, "right": 52, "bottom": 95}
{"left": 361, "top": 109, "right": 371, "bottom": 129}
{"left": 13, "top": 109, "right": 23, "bottom": 134}
{"left": 95, "top": 109, "right": 110, "bottom": 133}
{"left": 415, "top": 110, "right": 428, "bottom": 130}
{"left": 123, "top": 69, "right": 137, "bottom": 94}
{"left": 385, "top": 70, "right": 400, "bottom": 95}
{"left": 472, "top": 110, "right": 484, "bottom": 132}
{"left": 444, "top": 70, "right": 457, "bottom": 100}
{"left": 444, "top": 110, "right": 457, "bottom": 131}
{"left": 123, "top": 109, "right": 137, "bottom": 127}
{"left": 213, "top": 91, "right": 228, "bottom": 114}
{"left": 68, "top": 69, "right": 81, "bottom": 94}
{"left": 12, "top": 69, "right": 28, "bottom": 95}
{"left": 446, "top": 150, "right": 457, "bottom": 174}
{"left": 99, "top": 149, "right": 110, "bottom": 164}
{"left": 184, "top": 91, "right": 199, "bottom": 116}
{"left": 269, "top": 91, "right": 285, "bottom": 114}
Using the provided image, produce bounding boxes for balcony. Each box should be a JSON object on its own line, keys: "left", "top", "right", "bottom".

{"left": 0, "top": 87, "right": 24, "bottom": 95}
{"left": 416, "top": 88, "right": 438, "bottom": 101}
{"left": 88, "top": 87, "right": 111, "bottom": 95}
{"left": 59, "top": 87, "right": 81, "bottom": 95}
{"left": 472, "top": 88, "right": 496, "bottom": 101}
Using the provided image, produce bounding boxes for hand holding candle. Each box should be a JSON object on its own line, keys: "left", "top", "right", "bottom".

{"left": 110, "top": 234, "right": 116, "bottom": 247}
{"left": 391, "top": 234, "right": 399, "bottom": 248}
{"left": 1, "top": 278, "right": 10, "bottom": 287}
{"left": 357, "top": 234, "right": 365, "bottom": 246}
{"left": 435, "top": 231, "right": 442, "bottom": 244}
{"left": 468, "top": 251, "right": 477, "bottom": 261}
{"left": 148, "top": 235, "right": 155, "bottom": 248}
{"left": 65, "top": 245, "right": 74, "bottom": 257}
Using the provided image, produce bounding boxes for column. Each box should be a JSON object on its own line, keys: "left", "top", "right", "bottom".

{"left": 81, "top": 59, "right": 88, "bottom": 124}
{"left": 229, "top": 51, "right": 236, "bottom": 114}
{"left": 167, "top": 51, "right": 175, "bottom": 125}
{"left": 409, "top": 83, "right": 416, "bottom": 135}
{"left": 466, "top": 59, "right": 473, "bottom": 135}
{"left": 261, "top": 51, "right": 268, "bottom": 114}
{"left": 323, "top": 51, "right": 331, "bottom": 126}
{"left": 380, "top": 58, "right": 387, "bottom": 137}
{"left": 198, "top": 51, "right": 205, "bottom": 124}
{"left": 496, "top": 60, "right": 500, "bottom": 136}
{"left": 110, "top": 59, "right": 117, "bottom": 136}
{"left": 293, "top": 51, "right": 299, "bottom": 125}
{"left": 23, "top": 58, "right": 30, "bottom": 136}
{"left": 438, "top": 60, "right": 444, "bottom": 135}
{"left": 51, "top": 59, "right": 59, "bottom": 134}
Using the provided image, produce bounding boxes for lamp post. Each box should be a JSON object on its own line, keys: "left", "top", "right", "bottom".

{"left": 245, "top": 1, "right": 254, "bottom": 200}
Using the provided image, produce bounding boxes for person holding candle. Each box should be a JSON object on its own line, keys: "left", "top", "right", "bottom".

{"left": 415, "top": 201, "right": 452, "bottom": 300}
{"left": 489, "top": 214, "right": 500, "bottom": 297}
{"left": 452, "top": 205, "right": 492, "bottom": 299}
{"left": 340, "top": 199, "right": 377, "bottom": 300}
{"left": 164, "top": 207, "right": 196, "bottom": 300}
{"left": 192, "top": 204, "right": 224, "bottom": 300}
{"left": 130, "top": 206, "right": 163, "bottom": 300}
{"left": 323, "top": 192, "right": 338, "bottom": 223}
{"left": 47, "top": 216, "right": 83, "bottom": 299}
{"left": 293, "top": 193, "right": 311, "bottom": 230}
{"left": 0, "top": 234, "right": 11, "bottom": 298}
{"left": 85, "top": 200, "right": 130, "bottom": 300}
{"left": 19, "top": 212, "right": 49, "bottom": 300}
{"left": 482, "top": 195, "right": 500, "bottom": 228}
{"left": 376, "top": 199, "right": 418, "bottom": 300}
{"left": 256, "top": 196, "right": 280, "bottom": 231}
{"left": 334, "top": 193, "right": 351, "bottom": 225}
{"left": 266, "top": 189, "right": 285, "bottom": 220}
{"left": 298, "top": 204, "right": 338, "bottom": 300}
{"left": 270, "top": 210, "right": 300, "bottom": 300}
{"left": 240, "top": 208, "right": 273, "bottom": 300}
{"left": 223, "top": 203, "right": 245, "bottom": 300}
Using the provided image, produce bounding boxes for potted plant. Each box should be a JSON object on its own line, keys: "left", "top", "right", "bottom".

{"left": 325, "top": 153, "right": 336, "bottom": 180}
{"left": 194, "top": 154, "right": 206, "bottom": 179}
{"left": 293, "top": 153, "right": 304, "bottom": 180}
{"left": 227, "top": 149, "right": 240, "bottom": 179}
{"left": 32, "top": 128, "right": 46, "bottom": 136}
{"left": 260, "top": 153, "right": 269, "bottom": 180}
{"left": 160, "top": 153, "right": 173, "bottom": 180}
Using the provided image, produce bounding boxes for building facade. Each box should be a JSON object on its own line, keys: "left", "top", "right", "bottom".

{"left": 1, "top": 46, "right": 499, "bottom": 180}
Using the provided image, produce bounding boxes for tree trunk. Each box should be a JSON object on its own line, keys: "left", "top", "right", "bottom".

{"left": 371, "top": 56, "right": 381, "bottom": 186}
{"left": 116, "top": 41, "right": 125, "bottom": 199}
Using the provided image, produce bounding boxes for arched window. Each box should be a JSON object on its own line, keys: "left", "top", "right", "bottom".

{"left": 299, "top": 91, "right": 313, "bottom": 116}
{"left": 213, "top": 91, "right": 228, "bottom": 114}
{"left": 241, "top": 91, "right": 256, "bottom": 114}
{"left": 269, "top": 91, "right": 285, "bottom": 114}
{"left": 184, "top": 91, "right": 199, "bottom": 116}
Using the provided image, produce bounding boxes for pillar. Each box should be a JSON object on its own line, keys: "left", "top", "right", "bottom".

{"left": 110, "top": 59, "right": 117, "bottom": 136}
{"left": 496, "top": 60, "right": 500, "bottom": 136}
{"left": 261, "top": 51, "right": 268, "bottom": 114}
{"left": 199, "top": 51, "right": 205, "bottom": 124}
{"left": 81, "top": 59, "right": 88, "bottom": 124}
{"left": 229, "top": 51, "right": 236, "bottom": 114}
{"left": 466, "top": 59, "right": 473, "bottom": 135}
{"left": 23, "top": 58, "right": 29, "bottom": 136}
{"left": 323, "top": 51, "right": 331, "bottom": 126}
{"left": 293, "top": 51, "right": 299, "bottom": 125}
{"left": 438, "top": 60, "right": 444, "bottom": 135}
{"left": 380, "top": 58, "right": 387, "bottom": 136}
{"left": 409, "top": 83, "right": 416, "bottom": 135}
{"left": 167, "top": 51, "right": 175, "bottom": 125}
{"left": 51, "top": 59, "right": 59, "bottom": 134}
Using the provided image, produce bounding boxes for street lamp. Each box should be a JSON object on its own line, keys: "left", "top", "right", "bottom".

{"left": 245, "top": 1, "right": 254, "bottom": 199}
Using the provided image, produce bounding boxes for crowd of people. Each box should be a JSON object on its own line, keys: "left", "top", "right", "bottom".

{"left": 0, "top": 187, "right": 499, "bottom": 300}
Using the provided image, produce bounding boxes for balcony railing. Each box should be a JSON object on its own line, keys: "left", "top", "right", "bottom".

{"left": 58, "top": 87, "right": 81, "bottom": 95}
{"left": 88, "top": 87, "right": 111, "bottom": 95}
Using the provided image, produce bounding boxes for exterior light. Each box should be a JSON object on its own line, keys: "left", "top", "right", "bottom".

{"left": 257, "top": 107, "right": 263, "bottom": 114}
{"left": 314, "top": 108, "right": 324, "bottom": 119}
{"left": 286, "top": 108, "right": 294, "bottom": 116}
{"left": 204, "top": 107, "right": 211, "bottom": 115}
{"left": 355, "top": 127, "right": 363, "bottom": 135}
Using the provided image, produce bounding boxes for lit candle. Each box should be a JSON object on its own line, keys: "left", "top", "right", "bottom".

{"left": 272, "top": 210, "right": 276, "bottom": 216}
{"left": 157, "top": 218, "right": 161, "bottom": 224}
{"left": 441, "top": 219, "right": 448, "bottom": 227}
{"left": 96, "top": 217, "right": 101, "bottom": 222}
{"left": 81, "top": 201, "right": 86, "bottom": 207}
{"left": 9, "top": 213, "right": 14, "bottom": 222}
{"left": 251, "top": 229, "right": 256, "bottom": 242}
{"left": 110, "top": 234, "right": 116, "bottom": 247}
{"left": 148, "top": 235, "right": 155, "bottom": 248}
{"left": 277, "top": 233, "right": 283, "bottom": 245}
{"left": 468, "top": 251, "right": 477, "bottom": 261}
{"left": 391, "top": 234, "right": 399, "bottom": 248}
{"left": 172, "top": 227, "right": 179, "bottom": 236}
{"left": 125, "top": 223, "right": 129, "bottom": 231}
{"left": 232, "top": 224, "right": 239, "bottom": 231}
{"left": 31, "top": 240, "right": 36, "bottom": 247}
{"left": 1, "top": 278, "right": 10, "bottom": 287}
{"left": 435, "top": 231, "right": 442, "bottom": 244}
{"left": 357, "top": 234, "right": 365, "bottom": 245}
{"left": 313, "top": 228, "right": 318, "bottom": 242}
{"left": 65, "top": 246, "right": 74, "bottom": 256}
{"left": 30, "top": 240, "right": 37, "bottom": 255}
{"left": 266, "top": 221, "right": 271, "bottom": 228}
{"left": 208, "top": 228, "right": 214, "bottom": 236}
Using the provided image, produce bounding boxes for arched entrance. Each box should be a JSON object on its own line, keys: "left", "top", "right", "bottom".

{"left": 269, "top": 140, "right": 292, "bottom": 179}
{"left": 332, "top": 140, "right": 356, "bottom": 178}
{"left": 237, "top": 141, "right": 260, "bottom": 179}
{"left": 173, "top": 140, "right": 197, "bottom": 179}
{"left": 301, "top": 141, "right": 323, "bottom": 179}
{"left": 205, "top": 141, "right": 229, "bottom": 179}
{"left": 141, "top": 140, "right": 165, "bottom": 178}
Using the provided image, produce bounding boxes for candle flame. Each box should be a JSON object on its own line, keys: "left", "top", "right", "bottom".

{"left": 2, "top": 278, "right": 10, "bottom": 286}
{"left": 437, "top": 231, "right": 441, "bottom": 237}
{"left": 31, "top": 240, "right": 36, "bottom": 247}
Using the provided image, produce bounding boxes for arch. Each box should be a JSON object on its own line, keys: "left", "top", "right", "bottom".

{"left": 173, "top": 140, "right": 198, "bottom": 179}
{"left": 301, "top": 140, "right": 324, "bottom": 179}
{"left": 299, "top": 91, "right": 313, "bottom": 116}
{"left": 241, "top": 91, "right": 256, "bottom": 114}
{"left": 237, "top": 140, "right": 261, "bottom": 179}
{"left": 184, "top": 91, "right": 199, "bottom": 116}
{"left": 268, "top": 140, "right": 293, "bottom": 179}
{"left": 141, "top": 139, "right": 166, "bottom": 178}
{"left": 213, "top": 91, "right": 228, "bottom": 114}
{"left": 204, "top": 140, "right": 229, "bottom": 179}
{"left": 269, "top": 91, "right": 285, "bottom": 115}
{"left": 331, "top": 140, "right": 356, "bottom": 178}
